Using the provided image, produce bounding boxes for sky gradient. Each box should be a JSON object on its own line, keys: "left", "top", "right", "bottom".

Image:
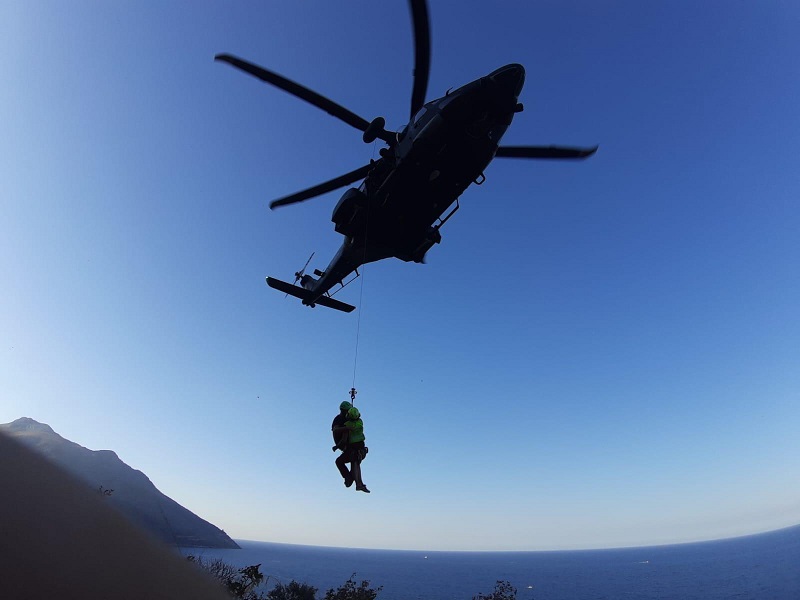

{"left": 2, "top": 1, "right": 799, "bottom": 551}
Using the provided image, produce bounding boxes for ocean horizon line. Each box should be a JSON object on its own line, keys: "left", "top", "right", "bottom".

{"left": 223, "top": 522, "right": 800, "bottom": 555}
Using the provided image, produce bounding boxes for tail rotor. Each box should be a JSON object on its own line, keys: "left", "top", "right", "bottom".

{"left": 294, "top": 252, "right": 315, "bottom": 285}
{"left": 285, "top": 252, "right": 315, "bottom": 297}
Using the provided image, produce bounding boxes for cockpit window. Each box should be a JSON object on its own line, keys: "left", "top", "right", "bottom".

{"left": 413, "top": 106, "right": 427, "bottom": 124}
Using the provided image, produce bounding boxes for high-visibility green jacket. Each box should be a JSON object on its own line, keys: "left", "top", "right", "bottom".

{"left": 345, "top": 418, "right": 365, "bottom": 444}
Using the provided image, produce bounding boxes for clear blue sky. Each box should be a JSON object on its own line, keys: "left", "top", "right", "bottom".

{"left": 2, "top": 1, "right": 799, "bottom": 551}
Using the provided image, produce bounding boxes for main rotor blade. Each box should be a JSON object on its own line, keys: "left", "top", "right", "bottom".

{"left": 408, "top": 0, "right": 431, "bottom": 119}
{"left": 270, "top": 163, "right": 374, "bottom": 210}
{"left": 215, "top": 53, "right": 371, "bottom": 133}
{"left": 495, "top": 145, "right": 599, "bottom": 159}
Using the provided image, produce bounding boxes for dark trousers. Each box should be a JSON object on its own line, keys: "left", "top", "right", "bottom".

{"left": 335, "top": 442, "right": 364, "bottom": 481}
{"left": 335, "top": 450, "right": 353, "bottom": 480}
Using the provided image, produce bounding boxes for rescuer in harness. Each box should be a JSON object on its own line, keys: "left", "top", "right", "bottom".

{"left": 332, "top": 400, "right": 352, "bottom": 470}
{"left": 332, "top": 401, "right": 370, "bottom": 493}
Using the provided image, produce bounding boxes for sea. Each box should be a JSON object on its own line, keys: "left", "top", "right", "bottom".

{"left": 181, "top": 525, "right": 800, "bottom": 600}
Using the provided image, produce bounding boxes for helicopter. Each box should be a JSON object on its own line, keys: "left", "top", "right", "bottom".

{"left": 216, "top": 0, "right": 597, "bottom": 313}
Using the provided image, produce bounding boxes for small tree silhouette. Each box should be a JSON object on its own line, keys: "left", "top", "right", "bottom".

{"left": 323, "top": 574, "right": 382, "bottom": 600}
{"left": 473, "top": 580, "right": 517, "bottom": 600}
{"left": 188, "top": 556, "right": 267, "bottom": 599}
{"left": 267, "top": 580, "right": 318, "bottom": 600}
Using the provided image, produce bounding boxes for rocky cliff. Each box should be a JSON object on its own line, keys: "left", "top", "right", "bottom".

{"left": 1, "top": 417, "right": 239, "bottom": 549}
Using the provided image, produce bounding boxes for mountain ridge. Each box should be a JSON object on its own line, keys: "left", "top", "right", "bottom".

{"left": 1, "top": 417, "right": 240, "bottom": 549}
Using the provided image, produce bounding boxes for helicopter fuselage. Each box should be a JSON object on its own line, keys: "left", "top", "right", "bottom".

{"left": 300, "top": 64, "right": 527, "bottom": 307}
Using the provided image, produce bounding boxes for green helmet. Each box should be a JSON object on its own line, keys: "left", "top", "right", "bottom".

{"left": 339, "top": 401, "right": 352, "bottom": 411}
{"left": 347, "top": 406, "right": 360, "bottom": 419}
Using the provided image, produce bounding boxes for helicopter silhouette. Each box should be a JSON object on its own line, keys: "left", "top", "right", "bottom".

{"left": 216, "top": 0, "right": 597, "bottom": 313}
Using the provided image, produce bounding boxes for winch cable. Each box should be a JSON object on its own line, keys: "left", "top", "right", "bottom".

{"left": 350, "top": 264, "right": 365, "bottom": 401}
{"left": 349, "top": 142, "right": 377, "bottom": 402}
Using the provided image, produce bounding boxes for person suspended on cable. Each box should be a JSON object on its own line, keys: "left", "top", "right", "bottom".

{"left": 333, "top": 405, "right": 369, "bottom": 493}
{"left": 332, "top": 401, "right": 351, "bottom": 454}
{"left": 332, "top": 401, "right": 357, "bottom": 489}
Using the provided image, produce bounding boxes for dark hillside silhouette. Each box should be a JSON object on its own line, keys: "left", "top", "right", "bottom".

{"left": 1, "top": 417, "right": 239, "bottom": 549}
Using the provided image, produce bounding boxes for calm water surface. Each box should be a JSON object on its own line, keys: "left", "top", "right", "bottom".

{"left": 183, "top": 525, "right": 799, "bottom": 600}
